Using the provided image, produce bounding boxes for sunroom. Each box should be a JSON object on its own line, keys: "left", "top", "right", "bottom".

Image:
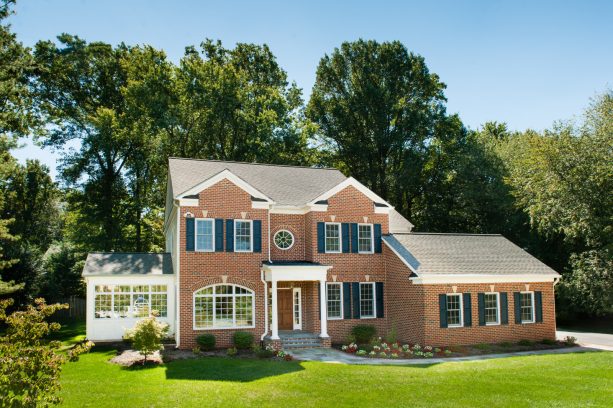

{"left": 82, "top": 253, "right": 175, "bottom": 341}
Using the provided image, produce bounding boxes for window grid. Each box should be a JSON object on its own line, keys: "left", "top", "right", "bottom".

{"left": 484, "top": 293, "right": 499, "bottom": 325}
{"left": 327, "top": 283, "right": 342, "bottom": 319}
{"left": 325, "top": 223, "right": 341, "bottom": 253}
{"left": 359, "top": 283, "right": 375, "bottom": 318}
{"left": 520, "top": 292, "right": 534, "bottom": 323}
{"left": 358, "top": 224, "right": 373, "bottom": 253}
{"left": 293, "top": 290, "right": 301, "bottom": 327}
{"left": 446, "top": 294, "right": 463, "bottom": 327}
{"left": 234, "top": 220, "right": 252, "bottom": 252}
{"left": 193, "top": 285, "right": 255, "bottom": 329}
{"left": 195, "top": 219, "right": 214, "bottom": 251}
{"left": 274, "top": 230, "right": 294, "bottom": 250}
{"left": 93, "top": 284, "right": 168, "bottom": 319}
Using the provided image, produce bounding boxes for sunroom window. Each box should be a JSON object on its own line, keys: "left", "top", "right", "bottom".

{"left": 94, "top": 284, "right": 168, "bottom": 319}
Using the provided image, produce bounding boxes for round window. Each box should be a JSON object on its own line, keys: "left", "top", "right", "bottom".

{"left": 274, "top": 230, "right": 294, "bottom": 250}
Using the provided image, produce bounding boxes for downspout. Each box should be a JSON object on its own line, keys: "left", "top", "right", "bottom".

{"left": 261, "top": 204, "right": 271, "bottom": 341}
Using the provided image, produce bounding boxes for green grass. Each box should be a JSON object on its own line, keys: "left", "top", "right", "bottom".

{"left": 59, "top": 348, "right": 613, "bottom": 407}
{"left": 48, "top": 319, "right": 86, "bottom": 349}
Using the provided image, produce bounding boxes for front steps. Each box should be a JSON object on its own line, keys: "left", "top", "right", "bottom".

{"left": 265, "top": 331, "right": 329, "bottom": 350}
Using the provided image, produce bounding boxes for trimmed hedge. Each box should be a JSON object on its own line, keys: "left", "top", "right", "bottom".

{"left": 196, "top": 334, "right": 216, "bottom": 351}
{"left": 233, "top": 331, "right": 254, "bottom": 350}
{"left": 351, "top": 325, "right": 376, "bottom": 344}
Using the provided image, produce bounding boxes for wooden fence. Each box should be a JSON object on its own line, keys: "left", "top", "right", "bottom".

{"left": 54, "top": 296, "right": 86, "bottom": 320}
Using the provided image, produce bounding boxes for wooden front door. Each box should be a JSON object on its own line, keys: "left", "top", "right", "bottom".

{"left": 277, "top": 290, "right": 293, "bottom": 330}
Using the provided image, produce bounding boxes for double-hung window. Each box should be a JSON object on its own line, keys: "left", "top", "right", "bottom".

{"left": 520, "top": 292, "right": 535, "bottom": 323}
{"left": 446, "top": 294, "right": 463, "bottom": 327}
{"left": 484, "top": 292, "right": 500, "bottom": 325}
{"left": 359, "top": 282, "right": 375, "bottom": 318}
{"left": 234, "top": 220, "right": 252, "bottom": 252}
{"left": 195, "top": 219, "right": 214, "bottom": 251}
{"left": 358, "top": 224, "right": 373, "bottom": 253}
{"left": 326, "top": 283, "right": 343, "bottom": 319}
{"left": 325, "top": 223, "right": 341, "bottom": 253}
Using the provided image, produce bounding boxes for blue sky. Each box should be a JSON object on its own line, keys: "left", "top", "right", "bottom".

{"left": 8, "top": 0, "right": 613, "bottom": 179}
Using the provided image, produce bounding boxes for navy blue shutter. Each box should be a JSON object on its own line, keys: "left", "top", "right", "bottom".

{"left": 214, "top": 219, "right": 224, "bottom": 252}
{"left": 341, "top": 223, "right": 350, "bottom": 253}
{"left": 185, "top": 218, "right": 195, "bottom": 252}
{"left": 514, "top": 292, "right": 522, "bottom": 324}
{"left": 376, "top": 282, "right": 384, "bottom": 318}
{"left": 343, "top": 282, "right": 351, "bottom": 319}
{"left": 439, "top": 294, "right": 448, "bottom": 328}
{"left": 253, "top": 220, "right": 262, "bottom": 253}
{"left": 374, "top": 224, "right": 382, "bottom": 253}
{"left": 463, "top": 293, "right": 472, "bottom": 327}
{"left": 352, "top": 282, "right": 360, "bottom": 319}
{"left": 478, "top": 293, "right": 486, "bottom": 326}
{"left": 317, "top": 222, "right": 325, "bottom": 253}
{"left": 500, "top": 292, "right": 509, "bottom": 324}
{"left": 350, "top": 223, "right": 358, "bottom": 253}
{"left": 225, "top": 219, "right": 234, "bottom": 252}
{"left": 535, "top": 291, "right": 543, "bottom": 323}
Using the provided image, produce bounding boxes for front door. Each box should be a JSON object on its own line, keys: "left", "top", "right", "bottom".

{"left": 277, "top": 290, "right": 293, "bottom": 330}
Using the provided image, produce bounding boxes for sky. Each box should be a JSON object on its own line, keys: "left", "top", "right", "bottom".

{"left": 7, "top": 0, "right": 613, "bottom": 179}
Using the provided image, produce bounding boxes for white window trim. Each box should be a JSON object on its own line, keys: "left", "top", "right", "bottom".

{"left": 234, "top": 219, "right": 253, "bottom": 253}
{"left": 520, "top": 291, "right": 535, "bottom": 324}
{"left": 195, "top": 218, "right": 215, "bottom": 252}
{"left": 326, "top": 282, "right": 343, "bottom": 320}
{"left": 273, "top": 229, "right": 295, "bottom": 250}
{"left": 357, "top": 223, "right": 374, "bottom": 254}
{"left": 324, "top": 222, "right": 342, "bottom": 253}
{"left": 446, "top": 293, "right": 464, "bottom": 328}
{"left": 359, "top": 282, "right": 376, "bottom": 319}
{"left": 93, "top": 284, "right": 168, "bottom": 319}
{"left": 484, "top": 292, "right": 501, "bottom": 326}
{"left": 192, "top": 284, "right": 256, "bottom": 330}
{"left": 292, "top": 287, "right": 302, "bottom": 330}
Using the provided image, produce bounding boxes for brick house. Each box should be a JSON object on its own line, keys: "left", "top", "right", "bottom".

{"left": 82, "top": 158, "right": 560, "bottom": 349}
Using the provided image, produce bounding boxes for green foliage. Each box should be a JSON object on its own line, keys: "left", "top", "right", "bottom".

{"left": 226, "top": 347, "right": 238, "bottom": 356}
{"left": 0, "top": 298, "right": 92, "bottom": 407}
{"left": 350, "top": 325, "right": 376, "bottom": 344}
{"left": 196, "top": 333, "right": 216, "bottom": 351}
{"left": 124, "top": 315, "right": 169, "bottom": 363}
{"left": 541, "top": 338, "right": 557, "bottom": 345}
{"left": 385, "top": 325, "right": 397, "bottom": 344}
{"left": 232, "top": 331, "right": 254, "bottom": 350}
{"left": 518, "top": 339, "right": 534, "bottom": 346}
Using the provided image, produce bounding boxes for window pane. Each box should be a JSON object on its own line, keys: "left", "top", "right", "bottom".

{"left": 196, "top": 219, "right": 214, "bottom": 251}
{"left": 215, "top": 296, "right": 233, "bottom": 327}
{"left": 132, "top": 293, "right": 150, "bottom": 317}
{"left": 151, "top": 293, "right": 167, "bottom": 317}
{"left": 327, "top": 284, "right": 342, "bottom": 318}
{"left": 360, "top": 283, "right": 375, "bottom": 318}
{"left": 521, "top": 293, "right": 533, "bottom": 322}
{"left": 325, "top": 224, "right": 340, "bottom": 252}
{"left": 446, "top": 294, "right": 461, "bottom": 326}
{"left": 484, "top": 293, "right": 498, "bottom": 324}
{"left": 358, "top": 225, "right": 373, "bottom": 252}
{"left": 235, "top": 221, "right": 252, "bottom": 251}
{"left": 194, "top": 296, "right": 213, "bottom": 328}
{"left": 95, "top": 294, "right": 112, "bottom": 318}
{"left": 113, "top": 294, "right": 131, "bottom": 318}
{"left": 235, "top": 295, "right": 253, "bottom": 327}
{"left": 194, "top": 285, "right": 254, "bottom": 329}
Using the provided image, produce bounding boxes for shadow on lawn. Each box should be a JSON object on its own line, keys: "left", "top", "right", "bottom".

{"left": 164, "top": 357, "right": 304, "bottom": 382}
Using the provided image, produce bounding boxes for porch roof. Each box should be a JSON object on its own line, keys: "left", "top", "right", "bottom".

{"left": 262, "top": 261, "right": 331, "bottom": 282}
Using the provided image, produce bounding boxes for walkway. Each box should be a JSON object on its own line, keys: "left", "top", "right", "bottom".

{"left": 290, "top": 346, "right": 603, "bottom": 365}
{"left": 557, "top": 330, "right": 613, "bottom": 351}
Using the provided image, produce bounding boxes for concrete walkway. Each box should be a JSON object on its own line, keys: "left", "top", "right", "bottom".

{"left": 290, "top": 346, "right": 604, "bottom": 365}
{"left": 557, "top": 330, "right": 613, "bottom": 351}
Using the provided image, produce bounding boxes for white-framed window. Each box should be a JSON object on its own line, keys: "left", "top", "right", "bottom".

{"left": 193, "top": 284, "right": 254, "bottom": 329}
{"left": 325, "top": 222, "right": 341, "bottom": 253}
{"left": 94, "top": 284, "right": 168, "bottom": 319}
{"left": 195, "top": 218, "right": 214, "bottom": 251}
{"left": 274, "top": 229, "right": 294, "bottom": 250}
{"left": 234, "top": 220, "right": 253, "bottom": 252}
{"left": 358, "top": 223, "right": 374, "bottom": 253}
{"left": 326, "top": 283, "right": 343, "bottom": 319}
{"left": 446, "top": 293, "right": 463, "bottom": 327}
{"left": 520, "top": 291, "right": 535, "bottom": 323}
{"left": 359, "top": 282, "right": 376, "bottom": 318}
{"left": 484, "top": 292, "right": 500, "bottom": 325}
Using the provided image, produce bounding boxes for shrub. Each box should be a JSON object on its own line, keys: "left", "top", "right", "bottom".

{"left": 233, "top": 331, "right": 254, "bottom": 349}
{"left": 196, "top": 333, "right": 216, "bottom": 351}
{"left": 227, "top": 347, "right": 238, "bottom": 356}
{"left": 564, "top": 336, "right": 578, "bottom": 346}
{"left": 192, "top": 346, "right": 201, "bottom": 354}
{"left": 125, "top": 315, "right": 169, "bottom": 363}
{"left": 541, "top": 338, "right": 557, "bottom": 345}
{"left": 474, "top": 343, "right": 490, "bottom": 350}
{"left": 518, "top": 339, "right": 533, "bottom": 346}
{"left": 351, "top": 325, "right": 376, "bottom": 344}
{"left": 499, "top": 341, "right": 513, "bottom": 348}
{"left": 385, "top": 325, "right": 397, "bottom": 344}
{"left": 256, "top": 349, "right": 275, "bottom": 359}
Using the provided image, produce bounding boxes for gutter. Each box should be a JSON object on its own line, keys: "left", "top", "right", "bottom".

{"left": 261, "top": 204, "right": 271, "bottom": 341}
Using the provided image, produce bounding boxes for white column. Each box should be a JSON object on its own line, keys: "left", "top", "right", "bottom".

{"left": 271, "top": 280, "right": 279, "bottom": 340}
{"left": 319, "top": 279, "right": 329, "bottom": 338}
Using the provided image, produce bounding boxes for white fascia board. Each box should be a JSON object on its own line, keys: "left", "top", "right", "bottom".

{"left": 178, "top": 198, "right": 199, "bottom": 207}
{"left": 374, "top": 206, "right": 391, "bottom": 214}
{"left": 177, "top": 169, "right": 274, "bottom": 203}
{"left": 307, "top": 177, "right": 393, "bottom": 208}
{"left": 84, "top": 274, "right": 176, "bottom": 283}
{"left": 409, "top": 274, "right": 560, "bottom": 285}
{"left": 262, "top": 264, "right": 332, "bottom": 282}
{"left": 382, "top": 239, "right": 418, "bottom": 274}
{"left": 269, "top": 204, "right": 328, "bottom": 214}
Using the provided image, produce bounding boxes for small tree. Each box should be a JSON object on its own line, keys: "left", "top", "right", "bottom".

{"left": 0, "top": 298, "right": 93, "bottom": 407}
{"left": 125, "top": 313, "right": 169, "bottom": 364}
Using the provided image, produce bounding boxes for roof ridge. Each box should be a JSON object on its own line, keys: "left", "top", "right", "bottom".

{"left": 168, "top": 157, "right": 342, "bottom": 172}
{"left": 394, "top": 232, "right": 503, "bottom": 237}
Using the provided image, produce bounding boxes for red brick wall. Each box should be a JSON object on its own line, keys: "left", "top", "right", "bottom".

{"left": 270, "top": 214, "right": 306, "bottom": 261}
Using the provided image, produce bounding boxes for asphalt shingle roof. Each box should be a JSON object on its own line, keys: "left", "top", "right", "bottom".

{"left": 383, "top": 233, "right": 559, "bottom": 276}
{"left": 82, "top": 253, "right": 173, "bottom": 276}
{"left": 168, "top": 158, "right": 347, "bottom": 206}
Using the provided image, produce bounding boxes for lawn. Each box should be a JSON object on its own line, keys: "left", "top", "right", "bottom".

{"left": 59, "top": 347, "right": 613, "bottom": 407}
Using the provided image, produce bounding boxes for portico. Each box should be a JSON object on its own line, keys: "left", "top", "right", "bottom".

{"left": 262, "top": 262, "right": 332, "bottom": 340}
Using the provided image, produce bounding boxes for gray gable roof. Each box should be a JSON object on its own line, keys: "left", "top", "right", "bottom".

{"left": 389, "top": 209, "right": 414, "bottom": 233}
{"left": 82, "top": 253, "right": 173, "bottom": 276}
{"left": 168, "top": 158, "right": 347, "bottom": 206}
{"left": 383, "top": 233, "right": 559, "bottom": 276}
